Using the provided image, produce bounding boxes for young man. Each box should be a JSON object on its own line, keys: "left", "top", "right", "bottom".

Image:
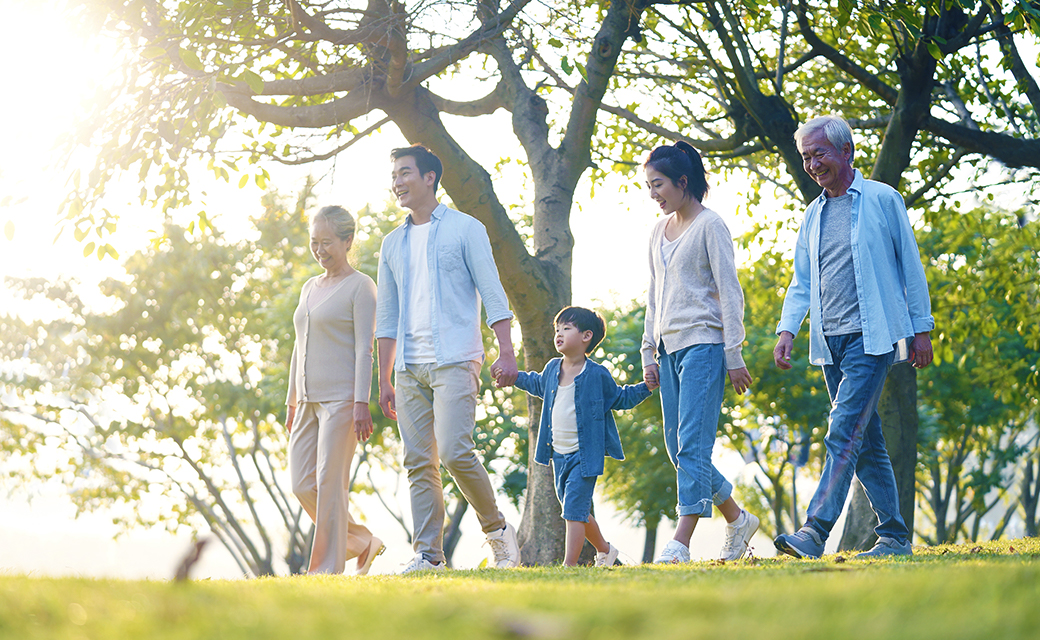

{"left": 375, "top": 144, "right": 520, "bottom": 573}
{"left": 772, "top": 115, "right": 934, "bottom": 559}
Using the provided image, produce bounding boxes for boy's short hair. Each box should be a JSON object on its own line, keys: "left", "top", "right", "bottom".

{"left": 554, "top": 306, "right": 606, "bottom": 354}
{"left": 390, "top": 144, "right": 443, "bottom": 192}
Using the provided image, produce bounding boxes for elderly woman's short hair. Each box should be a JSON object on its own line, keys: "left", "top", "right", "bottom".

{"left": 310, "top": 205, "right": 356, "bottom": 241}
{"left": 794, "top": 115, "right": 856, "bottom": 163}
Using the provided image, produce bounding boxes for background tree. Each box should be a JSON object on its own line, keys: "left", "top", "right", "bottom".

{"left": 914, "top": 202, "right": 1040, "bottom": 543}
{"left": 61, "top": 0, "right": 667, "bottom": 565}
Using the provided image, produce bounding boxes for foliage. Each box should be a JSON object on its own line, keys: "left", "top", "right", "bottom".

{"left": 3, "top": 539, "right": 1040, "bottom": 640}
{"left": 0, "top": 185, "right": 410, "bottom": 576}
{"left": 914, "top": 204, "right": 1040, "bottom": 543}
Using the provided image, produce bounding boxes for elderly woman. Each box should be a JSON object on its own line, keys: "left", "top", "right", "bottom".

{"left": 286, "top": 205, "right": 383, "bottom": 575}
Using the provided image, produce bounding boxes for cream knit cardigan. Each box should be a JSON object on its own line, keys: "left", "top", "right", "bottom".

{"left": 641, "top": 208, "right": 747, "bottom": 371}
{"left": 286, "top": 271, "right": 377, "bottom": 407}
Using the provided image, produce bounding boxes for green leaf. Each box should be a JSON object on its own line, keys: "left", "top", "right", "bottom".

{"left": 83, "top": 242, "right": 95, "bottom": 257}
{"left": 927, "top": 40, "right": 942, "bottom": 61}
{"left": 240, "top": 70, "right": 264, "bottom": 94}
{"left": 238, "top": 174, "right": 249, "bottom": 189}
{"left": 141, "top": 45, "right": 167, "bottom": 59}
{"left": 547, "top": 38, "right": 563, "bottom": 48}
{"left": 3, "top": 220, "right": 13, "bottom": 241}
{"left": 179, "top": 47, "right": 204, "bottom": 71}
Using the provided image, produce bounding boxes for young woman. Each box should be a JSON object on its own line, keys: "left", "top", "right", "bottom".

{"left": 640, "top": 142, "right": 759, "bottom": 563}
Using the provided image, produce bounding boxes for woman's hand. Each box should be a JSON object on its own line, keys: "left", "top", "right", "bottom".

{"left": 286, "top": 405, "right": 296, "bottom": 434}
{"left": 643, "top": 364, "right": 660, "bottom": 391}
{"left": 728, "top": 367, "right": 752, "bottom": 395}
{"left": 354, "top": 402, "right": 374, "bottom": 442}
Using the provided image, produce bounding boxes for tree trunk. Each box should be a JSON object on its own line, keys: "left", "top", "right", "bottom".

{"left": 838, "top": 364, "right": 919, "bottom": 549}
{"left": 442, "top": 497, "right": 470, "bottom": 568}
{"left": 642, "top": 518, "right": 659, "bottom": 564}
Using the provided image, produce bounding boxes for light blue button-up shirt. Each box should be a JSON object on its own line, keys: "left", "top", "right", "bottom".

{"left": 776, "top": 170, "right": 935, "bottom": 366}
{"left": 375, "top": 203, "right": 514, "bottom": 371}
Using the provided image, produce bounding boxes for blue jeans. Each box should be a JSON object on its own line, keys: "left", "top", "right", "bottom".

{"left": 804, "top": 333, "right": 909, "bottom": 543}
{"left": 659, "top": 343, "right": 733, "bottom": 517}
{"left": 552, "top": 451, "right": 597, "bottom": 522}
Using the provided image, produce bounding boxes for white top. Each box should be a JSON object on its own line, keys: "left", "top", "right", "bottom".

{"left": 660, "top": 224, "right": 689, "bottom": 267}
{"left": 550, "top": 361, "right": 585, "bottom": 455}
{"left": 404, "top": 221, "right": 436, "bottom": 363}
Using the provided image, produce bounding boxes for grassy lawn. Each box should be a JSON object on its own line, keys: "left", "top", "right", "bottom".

{"left": 2, "top": 538, "right": 1037, "bottom": 640}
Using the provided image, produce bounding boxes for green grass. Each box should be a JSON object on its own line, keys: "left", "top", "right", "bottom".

{"left": 3, "top": 538, "right": 1038, "bottom": 640}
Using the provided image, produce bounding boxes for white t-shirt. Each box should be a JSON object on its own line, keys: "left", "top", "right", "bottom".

{"left": 660, "top": 223, "right": 690, "bottom": 267}
{"left": 550, "top": 361, "right": 585, "bottom": 455}
{"left": 404, "top": 222, "right": 436, "bottom": 363}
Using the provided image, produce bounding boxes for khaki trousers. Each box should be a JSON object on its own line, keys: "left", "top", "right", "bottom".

{"left": 396, "top": 361, "right": 506, "bottom": 564}
{"left": 290, "top": 400, "right": 374, "bottom": 574}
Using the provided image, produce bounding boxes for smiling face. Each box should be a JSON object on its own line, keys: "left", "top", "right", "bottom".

{"left": 799, "top": 129, "right": 855, "bottom": 197}
{"left": 391, "top": 155, "right": 437, "bottom": 213}
{"left": 554, "top": 321, "right": 592, "bottom": 357}
{"left": 645, "top": 166, "right": 689, "bottom": 215}
{"left": 309, "top": 217, "right": 351, "bottom": 273}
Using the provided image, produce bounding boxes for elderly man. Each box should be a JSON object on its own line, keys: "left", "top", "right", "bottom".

{"left": 772, "top": 115, "right": 934, "bottom": 559}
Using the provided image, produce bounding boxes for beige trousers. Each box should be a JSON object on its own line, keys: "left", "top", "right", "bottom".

{"left": 289, "top": 400, "right": 374, "bottom": 574}
{"left": 396, "top": 361, "right": 506, "bottom": 564}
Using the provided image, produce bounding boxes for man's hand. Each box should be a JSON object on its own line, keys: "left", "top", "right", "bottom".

{"left": 379, "top": 384, "right": 397, "bottom": 421}
{"left": 728, "top": 367, "right": 753, "bottom": 395}
{"left": 490, "top": 355, "right": 518, "bottom": 388}
{"left": 773, "top": 331, "right": 795, "bottom": 370}
{"left": 286, "top": 405, "right": 296, "bottom": 434}
{"left": 643, "top": 364, "right": 660, "bottom": 391}
{"left": 354, "top": 402, "right": 374, "bottom": 441}
{"left": 910, "top": 332, "right": 933, "bottom": 369}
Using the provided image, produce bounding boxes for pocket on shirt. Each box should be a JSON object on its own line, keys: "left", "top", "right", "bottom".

{"left": 438, "top": 244, "right": 465, "bottom": 272}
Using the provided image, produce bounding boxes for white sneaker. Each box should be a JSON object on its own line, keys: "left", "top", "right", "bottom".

{"left": 720, "top": 509, "right": 760, "bottom": 561}
{"left": 485, "top": 522, "right": 520, "bottom": 568}
{"left": 595, "top": 543, "right": 620, "bottom": 567}
{"left": 397, "top": 553, "right": 445, "bottom": 575}
{"left": 654, "top": 539, "right": 691, "bottom": 564}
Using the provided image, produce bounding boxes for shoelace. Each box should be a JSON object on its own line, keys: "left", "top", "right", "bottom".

{"left": 485, "top": 536, "right": 509, "bottom": 561}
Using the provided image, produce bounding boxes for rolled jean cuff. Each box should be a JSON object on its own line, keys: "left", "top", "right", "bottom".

{"left": 676, "top": 477, "right": 732, "bottom": 518}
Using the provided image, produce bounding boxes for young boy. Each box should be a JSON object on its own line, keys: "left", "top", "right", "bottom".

{"left": 495, "top": 306, "right": 653, "bottom": 566}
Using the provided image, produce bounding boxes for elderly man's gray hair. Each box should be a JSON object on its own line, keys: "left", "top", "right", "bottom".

{"left": 794, "top": 115, "right": 856, "bottom": 163}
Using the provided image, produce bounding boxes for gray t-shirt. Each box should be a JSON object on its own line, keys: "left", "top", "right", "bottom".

{"left": 819, "top": 194, "right": 862, "bottom": 336}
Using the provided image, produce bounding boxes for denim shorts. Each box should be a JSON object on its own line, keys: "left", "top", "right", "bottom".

{"left": 552, "top": 451, "right": 596, "bottom": 522}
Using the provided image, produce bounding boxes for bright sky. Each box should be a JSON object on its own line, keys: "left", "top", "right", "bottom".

{"left": 0, "top": 1, "right": 771, "bottom": 578}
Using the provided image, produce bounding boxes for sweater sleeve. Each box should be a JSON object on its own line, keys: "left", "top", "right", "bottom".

{"left": 353, "top": 275, "right": 378, "bottom": 404}
{"left": 641, "top": 225, "right": 660, "bottom": 367}
{"left": 705, "top": 217, "right": 747, "bottom": 370}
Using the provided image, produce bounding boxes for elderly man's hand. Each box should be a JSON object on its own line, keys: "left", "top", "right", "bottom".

{"left": 910, "top": 332, "right": 933, "bottom": 369}
{"left": 773, "top": 332, "right": 795, "bottom": 370}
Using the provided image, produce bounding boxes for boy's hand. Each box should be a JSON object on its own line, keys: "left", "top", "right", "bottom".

{"left": 492, "top": 366, "right": 513, "bottom": 388}
{"left": 643, "top": 364, "right": 660, "bottom": 391}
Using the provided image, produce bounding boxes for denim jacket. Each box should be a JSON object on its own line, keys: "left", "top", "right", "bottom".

{"left": 515, "top": 357, "right": 652, "bottom": 478}
{"left": 776, "top": 170, "right": 935, "bottom": 366}
{"left": 375, "top": 204, "right": 514, "bottom": 371}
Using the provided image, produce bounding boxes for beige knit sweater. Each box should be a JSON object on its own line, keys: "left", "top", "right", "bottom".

{"left": 641, "top": 208, "right": 747, "bottom": 371}
{"left": 286, "top": 271, "right": 377, "bottom": 407}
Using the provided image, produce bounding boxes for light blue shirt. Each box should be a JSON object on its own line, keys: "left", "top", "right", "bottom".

{"left": 376, "top": 204, "right": 513, "bottom": 371}
{"left": 776, "top": 170, "right": 934, "bottom": 366}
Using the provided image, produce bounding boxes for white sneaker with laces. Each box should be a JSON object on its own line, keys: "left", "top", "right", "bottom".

{"left": 720, "top": 509, "right": 760, "bottom": 561}
{"left": 397, "top": 553, "right": 445, "bottom": 575}
{"left": 485, "top": 522, "right": 520, "bottom": 568}
{"left": 595, "top": 543, "right": 620, "bottom": 567}
{"left": 654, "top": 539, "right": 691, "bottom": 564}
